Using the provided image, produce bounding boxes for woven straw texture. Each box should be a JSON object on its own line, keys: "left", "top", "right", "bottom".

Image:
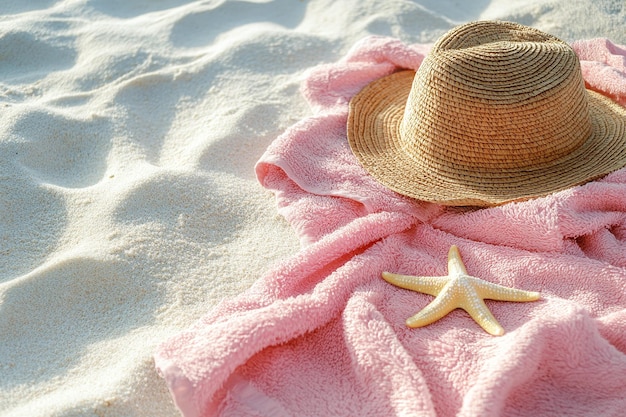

{"left": 347, "top": 21, "right": 626, "bottom": 206}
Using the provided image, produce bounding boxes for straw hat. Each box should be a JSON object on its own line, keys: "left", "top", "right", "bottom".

{"left": 347, "top": 21, "right": 626, "bottom": 206}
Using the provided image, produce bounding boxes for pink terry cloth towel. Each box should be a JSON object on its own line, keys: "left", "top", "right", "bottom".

{"left": 155, "top": 37, "right": 626, "bottom": 417}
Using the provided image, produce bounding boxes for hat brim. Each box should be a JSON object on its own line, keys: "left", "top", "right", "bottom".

{"left": 347, "top": 70, "right": 626, "bottom": 206}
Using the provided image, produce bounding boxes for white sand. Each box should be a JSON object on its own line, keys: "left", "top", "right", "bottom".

{"left": 0, "top": 1, "right": 623, "bottom": 415}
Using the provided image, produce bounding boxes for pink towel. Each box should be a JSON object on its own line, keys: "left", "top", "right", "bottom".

{"left": 155, "top": 36, "right": 626, "bottom": 417}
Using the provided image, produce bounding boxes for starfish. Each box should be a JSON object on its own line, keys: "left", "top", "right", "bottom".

{"left": 382, "top": 245, "right": 540, "bottom": 336}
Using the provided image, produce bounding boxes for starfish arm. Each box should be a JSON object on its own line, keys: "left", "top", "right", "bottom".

{"left": 447, "top": 245, "right": 468, "bottom": 275}
{"left": 461, "top": 295, "right": 506, "bottom": 336}
{"left": 405, "top": 289, "right": 458, "bottom": 328}
{"left": 470, "top": 277, "right": 541, "bottom": 303}
{"left": 382, "top": 272, "right": 449, "bottom": 297}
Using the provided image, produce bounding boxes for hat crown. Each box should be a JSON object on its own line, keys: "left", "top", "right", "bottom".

{"left": 400, "top": 21, "right": 592, "bottom": 174}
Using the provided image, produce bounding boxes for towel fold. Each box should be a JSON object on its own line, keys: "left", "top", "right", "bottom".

{"left": 155, "top": 36, "right": 626, "bottom": 417}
